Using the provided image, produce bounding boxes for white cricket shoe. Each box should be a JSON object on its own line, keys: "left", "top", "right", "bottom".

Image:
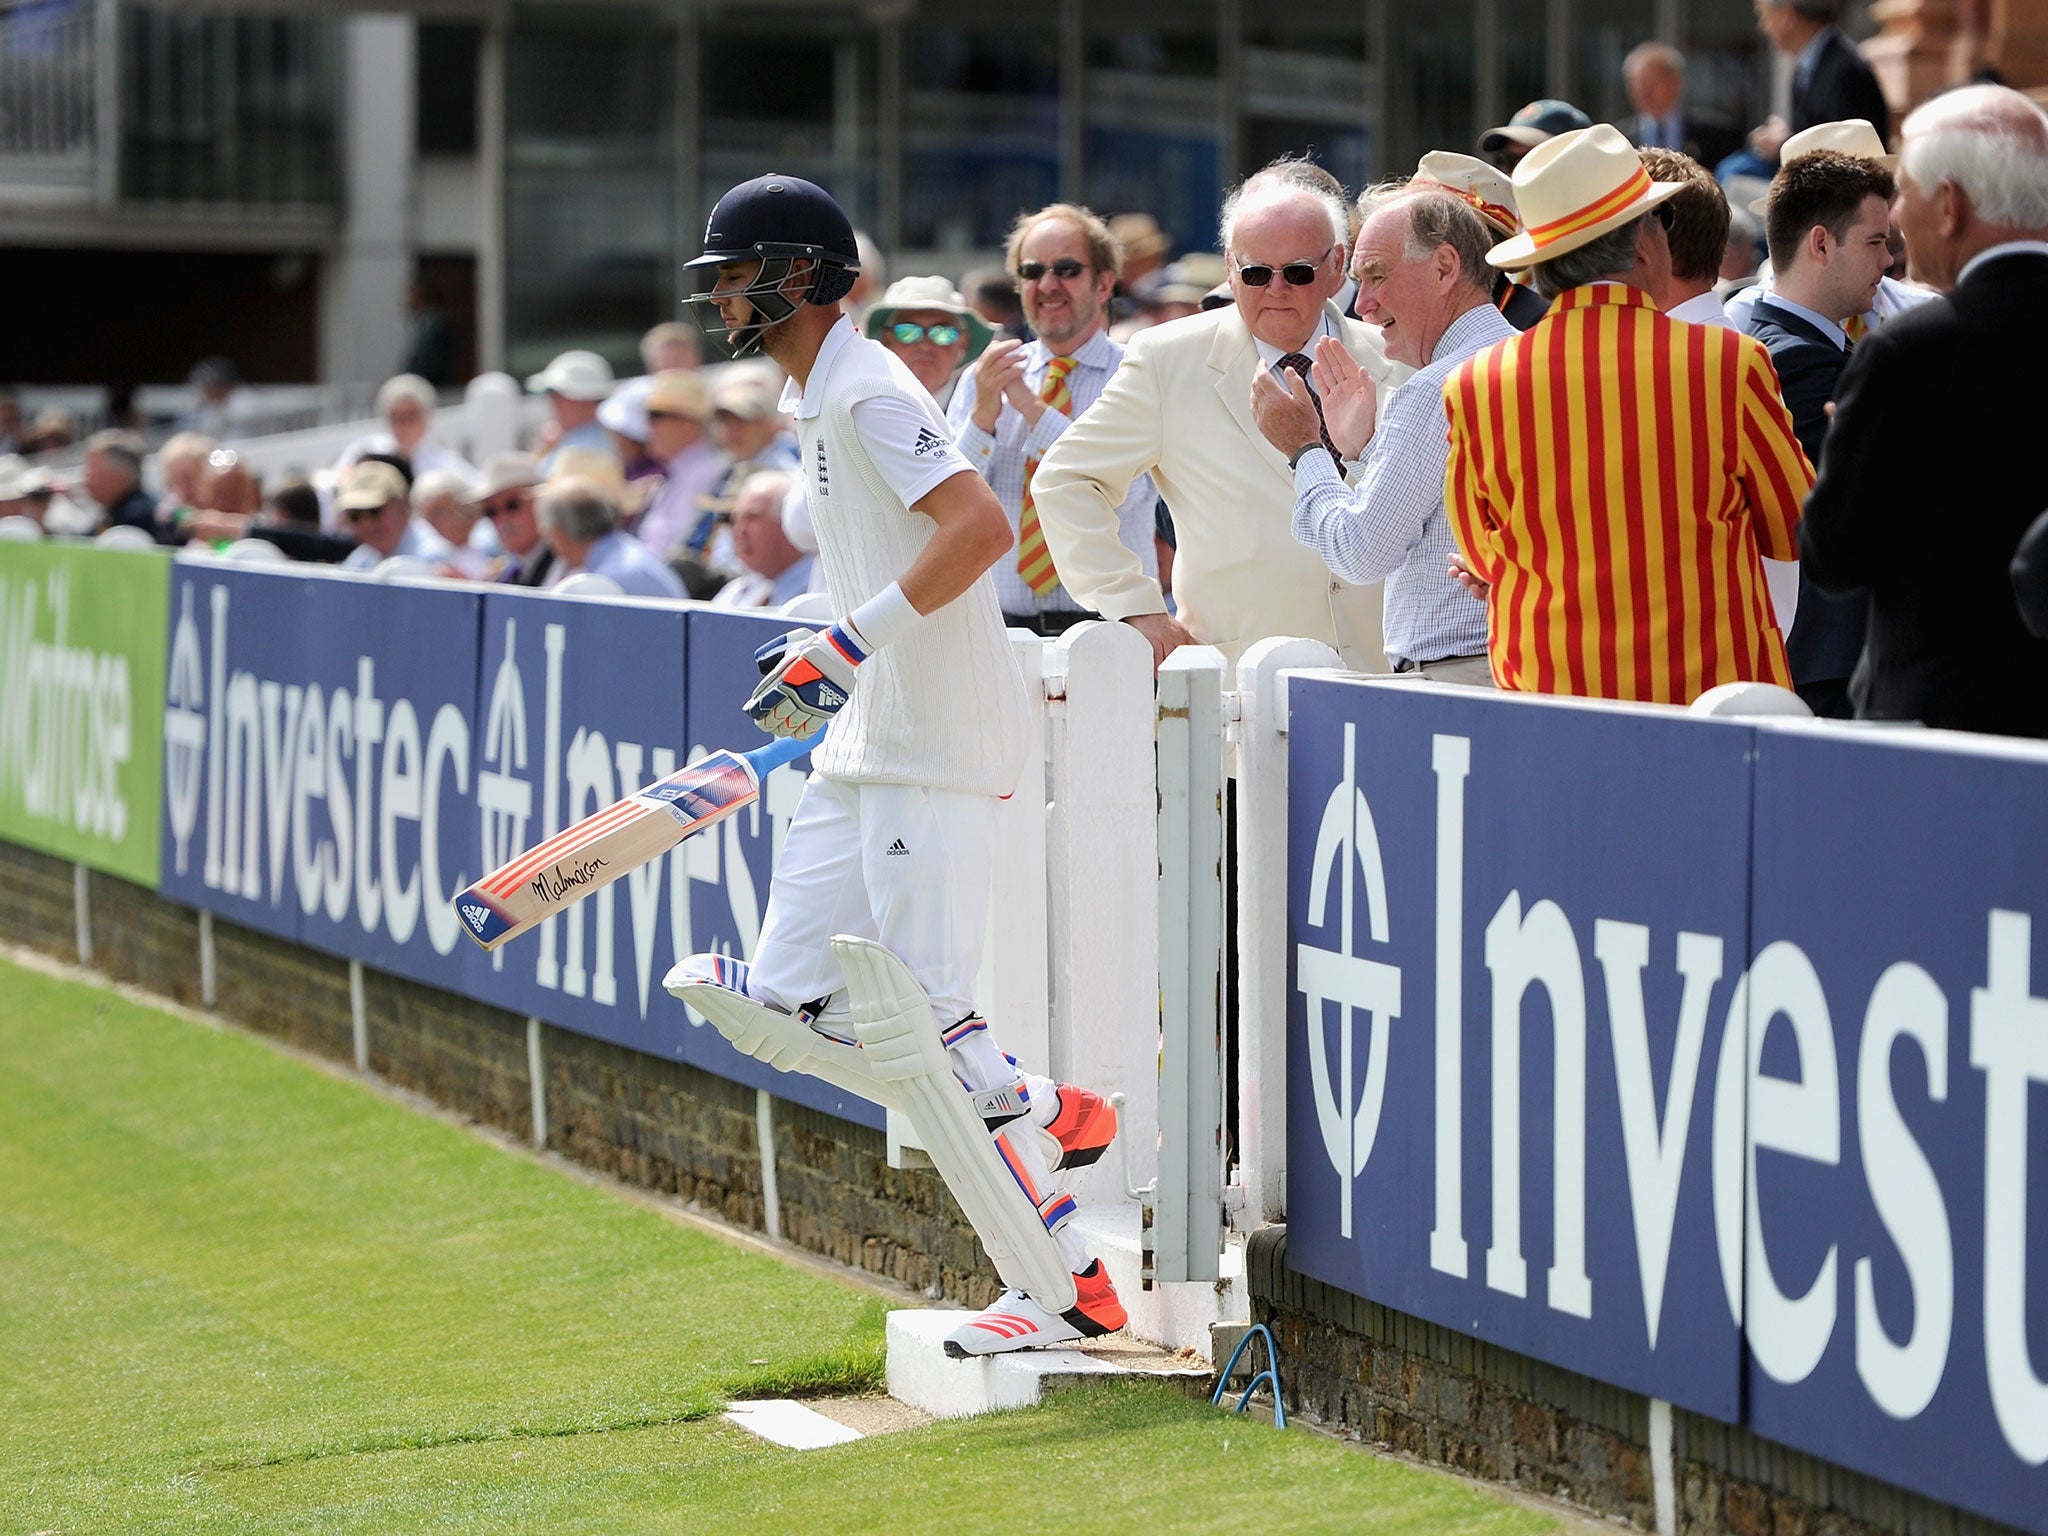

{"left": 942, "top": 1261, "right": 1127, "bottom": 1358}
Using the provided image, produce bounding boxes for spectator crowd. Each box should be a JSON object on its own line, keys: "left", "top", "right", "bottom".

{"left": 11, "top": 0, "right": 2048, "bottom": 740}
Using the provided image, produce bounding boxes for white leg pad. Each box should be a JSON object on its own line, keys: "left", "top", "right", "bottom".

{"left": 831, "top": 935, "right": 1077, "bottom": 1312}
{"left": 663, "top": 956, "right": 907, "bottom": 1111}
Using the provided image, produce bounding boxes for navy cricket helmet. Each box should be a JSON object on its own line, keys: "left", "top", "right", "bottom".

{"left": 683, "top": 174, "right": 860, "bottom": 356}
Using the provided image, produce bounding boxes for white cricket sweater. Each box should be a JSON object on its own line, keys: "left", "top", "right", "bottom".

{"left": 796, "top": 328, "right": 1029, "bottom": 796}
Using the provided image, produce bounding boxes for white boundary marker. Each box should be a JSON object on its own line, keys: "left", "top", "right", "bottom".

{"left": 526, "top": 1016, "right": 546, "bottom": 1148}
{"left": 349, "top": 959, "right": 368, "bottom": 1072}
{"left": 724, "top": 1399, "right": 863, "bottom": 1450}
{"left": 1649, "top": 1396, "right": 1676, "bottom": 1536}
{"left": 755, "top": 1089, "right": 781, "bottom": 1241}
{"left": 73, "top": 864, "right": 91, "bottom": 966}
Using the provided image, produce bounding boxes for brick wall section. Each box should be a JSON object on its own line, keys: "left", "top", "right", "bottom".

{"left": 0, "top": 838, "right": 987, "bottom": 1306}
{"left": 1246, "top": 1225, "right": 2026, "bottom": 1536}
{"left": 774, "top": 1098, "right": 997, "bottom": 1308}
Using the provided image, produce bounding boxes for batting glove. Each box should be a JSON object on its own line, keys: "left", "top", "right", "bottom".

{"left": 744, "top": 622, "right": 870, "bottom": 741}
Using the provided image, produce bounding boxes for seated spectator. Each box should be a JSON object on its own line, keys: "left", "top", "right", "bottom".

{"left": 864, "top": 276, "right": 992, "bottom": 409}
{"left": 1443, "top": 125, "right": 1810, "bottom": 702}
{"left": 477, "top": 452, "right": 551, "bottom": 586}
{"left": 1801, "top": 84, "right": 2048, "bottom": 737}
{"left": 30, "top": 407, "right": 77, "bottom": 455}
{"left": 1117, "top": 255, "right": 1228, "bottom": 338}
{"left": 1640, "top": 148, "right": 1736, "bottom": 325}
{"left": 526, "top": 350, "right": 618, "bottom": 473}
{"left": 632, "top": 370, "right": 724, "bottom": 563}
{"left": 639, "top": 320, "right": 703, "bottom": 375}
{"left": 199, "top": 450, "right": 262, "bottom": 521}
{"left": 597, "top": 377, "right": 667, "bottom": 501}
{"left": 713, "top": 471, "right": 814, "bottom": 608}
{"left": 156, "top": 432, "right": 215, "bottom": 528}
{"left": 337, "top": 460, "right": 453, "bottom": 571}
{"left": 537, "top": 477, "right": 685, "bottom": 599}
{"left": 710, "top": 368, "right": 799, "bottom": 471}
{"left": 179, "top": 357, "right": 257, "bottom": 437}
{"left": 413, "top": 468, "right": 495, "bottom": 579}
{"left": 229, "top": 478, "right": 354, "bottom": 563}
{"left": 82, "top": 430, "right": 162, "bottom": 540}
{"left": 336, "top": 373, "right": 476, "bottom": 484}
{"left": 1479, "top": 99, "right": 1592, "bottom": 172}
{"left": 1410, "top": 151, "right": 1550, "bottom": 328}
{"left": 0, "top": 455, "right": 32, "bottom": 518}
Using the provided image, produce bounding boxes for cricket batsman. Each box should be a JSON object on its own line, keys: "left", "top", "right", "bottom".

{"left": 663, "top": 174, "right": 1126, "bottom": 1356}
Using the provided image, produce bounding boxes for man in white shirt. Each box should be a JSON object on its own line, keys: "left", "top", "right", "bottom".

{"left": 664, "top": 174, "right": 1127, "bottom": 1357}
{"left": 1641, "top": 148, "right": 1738, "bottom": 326}
{"left": 337, "top": 460, "right": 453, "bottom": 572}
{"left": 536, "top": 478, "right": 684, "bottom": 600}
{"left": 712, "top": 470, "right": 814, "bottom": 608}
{"left": 947, "top": 205, "right": 1159, "bottom": 636}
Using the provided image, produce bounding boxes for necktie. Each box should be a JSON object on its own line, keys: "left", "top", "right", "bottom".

{"left": 1276, "top": 353, "right": 1339, "bottom": 463}
{"left": 1843, "top": 313, "right": 1868, "bottom": 346}
{"left": 1017, "top": 355, "right": 1075, "bottom": 598}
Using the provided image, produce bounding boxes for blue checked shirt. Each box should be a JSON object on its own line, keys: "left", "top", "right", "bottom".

{"left": 948, "top": 328, "right": 1158, "bottom": 617}
{"left": 1289, "top": 301, "right": 1515, "bottom": 666}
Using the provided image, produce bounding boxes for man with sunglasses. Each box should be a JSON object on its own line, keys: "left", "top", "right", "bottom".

{"left": 863, "top": 275, "right": 992, "bottom": 410}
{"left": 948, "top": 204, "right": 1159, "bottom": 638}
{"left": 1029, "top": 164, "right": 1400, "bottom": 671}
{"left": 477, "top": 452, "right": 552, "bottom": 586}
{"left": 337, "top": 459, "right": 454, "bottom": 572}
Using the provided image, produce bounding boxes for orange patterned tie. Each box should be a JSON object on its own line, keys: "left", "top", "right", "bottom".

{"left": 1843, "top": 313, "right": 1869, "bottom": 344}
{"left": 1016, "top": 355, "right": 1076, "bottom": 598}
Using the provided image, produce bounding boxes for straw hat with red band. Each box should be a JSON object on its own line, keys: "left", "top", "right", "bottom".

{"left": 1411, "top": 152, "right": 1523, "bottom": 240}
{"left": 1747, "top": 118, "right": 1898, "bottom": 214}
{"left": 1486, "top": 125, "right": 1685, "bottom": 270}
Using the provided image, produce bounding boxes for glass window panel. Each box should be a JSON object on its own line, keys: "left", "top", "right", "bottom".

{"left": 1397, "top": 0, "right": 1476, "bottom": 176}
{"left": 1502, "top": 9, "right": 1549, "bottom": 117}
{"left": 1085, "top": 4, "right": 1223, "bottom": 256}
{"left": 901, "top": 10, "right": 1058, "bottom": 251}
{"left": 701, "top": 14, "right": 877, "bottom": 245}
{"left": 504, "top": 16, "right": 674, "bottom": 377}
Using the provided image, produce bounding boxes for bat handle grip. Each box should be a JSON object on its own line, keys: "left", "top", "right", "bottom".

{"left": 739, "top": 730, "right": 812, "bottom": 780}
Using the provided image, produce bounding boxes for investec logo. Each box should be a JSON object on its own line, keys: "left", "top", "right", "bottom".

{"left": 1299, "top": 722, "right": 2048, "bottom": 1460}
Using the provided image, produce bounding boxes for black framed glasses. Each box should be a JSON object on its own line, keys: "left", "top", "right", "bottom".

{"left": 1652, "top": 202, "right": 1676, "bottom": 232}
{"left": 890, "top": 321, "right": 963, "bottom": 347}
{"left": 484, "top": 492, "right": 532, "bottom": 520}
{"left": 1231, "top": 248, "right": 1336, "bottom": 287}
{"left": 1016, "top": 258, "right": 1088, "bottom": 283}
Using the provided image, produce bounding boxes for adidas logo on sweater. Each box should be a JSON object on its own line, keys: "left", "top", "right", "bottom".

{"left": 885, "top": 838, "right": 909, "bottom": 856}
{"left": 911, "top": 427, "right": 947, "bottom": 458}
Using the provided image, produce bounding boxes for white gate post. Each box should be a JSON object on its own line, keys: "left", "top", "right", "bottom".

{"left": 1232, "top": 637, "right": 1341, "bottom": 1227}
{"left": 1043, "top": 619, "right": 1158, "bottom": 1209}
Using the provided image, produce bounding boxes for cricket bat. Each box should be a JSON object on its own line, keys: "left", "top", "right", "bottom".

{"left": 453, "top": 732, "right": 810, "bottom": 951}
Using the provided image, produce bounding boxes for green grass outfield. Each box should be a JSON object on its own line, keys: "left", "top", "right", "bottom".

{"left": 0, "top": 956, "right": 1561, "bottom": 1535}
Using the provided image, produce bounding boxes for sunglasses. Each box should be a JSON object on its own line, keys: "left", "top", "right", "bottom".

{"left": 890, "top": 321, "right": 963, "bottom": 347}
{"left": 484, "top": 493, "right": 532, "bottom": 519}
{"left": 1652, "top": 202, "right": 1676, "bottom": 232}
{"left": 1016, "top": 258, "right": 1089, "bottom": 283}
{"left": 1231, "top": 249, "right": 1336, "bottom": 287}
{"left": 345, "top": 502, "right": 388, "bottom": 523}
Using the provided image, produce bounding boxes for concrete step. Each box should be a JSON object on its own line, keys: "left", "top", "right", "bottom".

{"left": 1067, "top": 1203, "right": 1246, "bottom": 1357}
{"left": 886, "top": 1309, "right": 1210, "bottom": 1420}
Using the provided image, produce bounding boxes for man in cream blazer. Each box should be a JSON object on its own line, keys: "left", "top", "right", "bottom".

{"left": 1031, "top": 167, "right": 1404, "bottom": 671}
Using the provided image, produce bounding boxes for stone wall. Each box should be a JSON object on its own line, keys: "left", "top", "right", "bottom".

{"left": 0, "top": 839, "right": 991, "bottom": 1306}
{"left": 1246, "top": 1225, "right": 2025, "bottom": 1536}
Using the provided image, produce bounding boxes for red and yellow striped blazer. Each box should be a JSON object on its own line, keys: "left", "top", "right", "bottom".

{"left": 1443, "top": 284, "right": 1813, "bottom": 703}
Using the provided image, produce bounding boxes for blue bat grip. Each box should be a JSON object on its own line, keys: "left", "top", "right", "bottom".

{"left": 739, "top": 731, "right": 812, "bottom": 779}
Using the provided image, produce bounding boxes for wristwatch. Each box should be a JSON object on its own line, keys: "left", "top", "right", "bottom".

{"left": 1288, "top": 442, "right": 1334, "bottom": 471}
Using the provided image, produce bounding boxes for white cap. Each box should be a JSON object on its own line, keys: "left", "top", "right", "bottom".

{"left": 525, "top": 349, "right": 615, "bottom": 402}
{"left": 597, "top": 376, "right": 655, "bottom": 441}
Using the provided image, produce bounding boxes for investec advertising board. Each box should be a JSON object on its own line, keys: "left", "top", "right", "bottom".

{"left": 158, "top": 563, "right": 876, "bottom": 1127}
{"left": 0, "top": 542, "right": 168, "bottom": 886}
{"left": 1287, "top": 680, "right": 2048, "bottom": 1534}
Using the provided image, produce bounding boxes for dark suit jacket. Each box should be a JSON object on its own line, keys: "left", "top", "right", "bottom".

{"left": 1801, "top": 250, "right": 2048, "bottom": 736}
{"left": 103, "top": 486, "right": 172, "bottom": 543}
{"left": 1629, "top": 111, "right": 1744, "bottom": 171}
{"left": 1747, "top": 298, "right": 1865, "bottom": 686}
{"left": 1792, "top": 29, "right": 1891, "bottom": 137}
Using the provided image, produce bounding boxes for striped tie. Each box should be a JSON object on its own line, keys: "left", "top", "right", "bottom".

{"left": 1843, "top": 313, "right": 1869, "bottom": 345}
{"left": 1016, "top": 355, "right": 1076, "bottom": 597}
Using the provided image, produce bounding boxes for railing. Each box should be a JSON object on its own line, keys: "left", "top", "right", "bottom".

{"left": 0, "top": 0, "right": 97, "bottom": 200}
